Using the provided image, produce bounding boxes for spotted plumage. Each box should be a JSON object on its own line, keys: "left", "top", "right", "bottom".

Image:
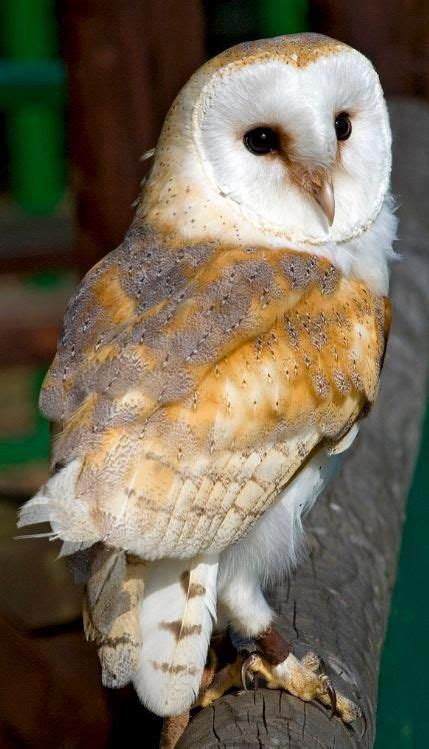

{"left": 19, "top": 32, "right": 396, "bottom": 731}
{"left": 27, "top": 228, "right": 389, "bottom": 560}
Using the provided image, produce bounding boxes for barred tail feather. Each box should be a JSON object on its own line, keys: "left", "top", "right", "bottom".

{"left": 134, "top": 554, "right": 219, "bottom": 716}
{"left": 82, "top": 547, "right": 146, "bottom": 688}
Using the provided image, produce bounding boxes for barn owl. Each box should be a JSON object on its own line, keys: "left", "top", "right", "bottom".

{"left": 19, "top": 33, "right": 395, "bottom": 743}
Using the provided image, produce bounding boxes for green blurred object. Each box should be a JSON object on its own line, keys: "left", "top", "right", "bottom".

{"left": 205, "top": 0, "right": 309, "bottom": 57}
{"left": 258, "top": 0, "right": 309, "bottom": 36}
{"left": 0, "top": 270, "right": 76, "bottom": 471}
{"left": 375, "top": 404, "right": 429, "bottom": 748}
{"left": 0, "top": 368, "right": 50, "bottom": 468}
{"left": 25, "top": 269, "right": 69, "bottom": 290}
{"left": 1, "top": 0, "right": 66, "bottom": 214}
{"left": 0, "top": 60, "right": 65, "bottom": 108}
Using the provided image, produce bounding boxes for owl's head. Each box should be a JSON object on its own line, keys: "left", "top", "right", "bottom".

{"left": 140, "top": 34, "right": 395, "bottom": 282}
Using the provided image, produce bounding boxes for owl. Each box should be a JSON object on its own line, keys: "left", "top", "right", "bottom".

{"left": 19, "top": 33, "right": 396, "bottom": 743}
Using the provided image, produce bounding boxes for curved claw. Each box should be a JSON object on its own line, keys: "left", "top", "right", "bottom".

{"left": 357, "top": 709, "right": 367, "bottom": 743}
{"left": 325, "top": 678, "right": 337, "bottom": 719}
{"left": 241, "top": 653, "right": 258, "bottom": 691}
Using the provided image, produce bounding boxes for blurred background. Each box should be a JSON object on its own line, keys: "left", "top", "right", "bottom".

{"left": 0, "top": 1, "right": 427, "bottom": 747}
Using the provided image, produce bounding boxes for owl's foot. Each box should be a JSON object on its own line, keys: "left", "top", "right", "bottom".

{"left": 195, "top": 654, "right": 243, "bottom": 708}
{"left": 195, "top": 628, "right": 360, "bottom": 725}
{"left": 194, "top": 631, "right": 243, "bottom": 708}
{"left": 242, "top": 650, "right": 361, "bottom": 723}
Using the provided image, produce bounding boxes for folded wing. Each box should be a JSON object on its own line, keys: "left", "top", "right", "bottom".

{"left": 19, "top": 225, "right": 390, "bottom": 558}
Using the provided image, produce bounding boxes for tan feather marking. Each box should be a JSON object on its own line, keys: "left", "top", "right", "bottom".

{"left": 205, "top": 33, "right": 350, "bottom": 72}
{"left": 151, "top": 661, "right": 197, "bottom": 676}
{"left": 179, "top": 570, "right": 206, "bottom": 597}
{"left": 98, "top": 632, "right": 137, "bottom": 647}
{"left": 189, "top": 582, "right": 207, "bottom": 596}
{"left": 93, "top": 268, "right": 137, "bottom": 325}
{"left": 159, "top": 620, "right": 203, "bottom": 640}
{"left": 180, "top": 570, "right": 190, "bottom": 594}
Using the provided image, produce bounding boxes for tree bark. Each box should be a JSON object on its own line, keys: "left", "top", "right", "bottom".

{"left": 176, "top": 100, "right": 429, "bottom": 748}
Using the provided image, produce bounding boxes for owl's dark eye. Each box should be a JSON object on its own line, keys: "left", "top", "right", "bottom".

{"left": 335, "top": 112, "right": 352, "bottom": 141}
{"left": 243, "top": 126, "right": 280, "bottom": 155}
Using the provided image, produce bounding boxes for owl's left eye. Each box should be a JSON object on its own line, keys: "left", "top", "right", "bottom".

{"left": 335, "top": 112, "right": 352, "bottom": 141}
{"left": 243, "top": 126, "right": 280, "bottom": 155}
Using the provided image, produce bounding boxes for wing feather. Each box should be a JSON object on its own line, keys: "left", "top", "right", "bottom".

{"left": 20, "top": 227, "right": 389, "bottom": 558}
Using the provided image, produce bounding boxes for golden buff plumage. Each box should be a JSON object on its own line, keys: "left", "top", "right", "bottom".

{"left": 19, "top": 33, "right": 396, "bottom": 730}
{"left": 37, "top": 225, "right": 389, "bottom": 558}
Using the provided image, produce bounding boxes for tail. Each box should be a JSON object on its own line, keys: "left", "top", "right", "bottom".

{"left": 133, "top": 554, "right": 219, "bottom": 716}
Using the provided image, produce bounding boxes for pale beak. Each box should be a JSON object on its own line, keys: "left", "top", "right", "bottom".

{"left": 314, "top": 178, "right": 335, "bottom": 226}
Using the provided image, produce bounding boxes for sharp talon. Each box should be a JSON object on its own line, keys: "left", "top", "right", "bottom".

{"left": 319, "top": 657, "right": 326, "bottom": 675}
{"left": 357, "top": 709, "right": 367, "bottom": 742}
{"left": 326, "top": 679, "right": 337, "bottom": 718}
{"left": 241, "top": 653, "right": 257, "bottom": 691}
{"left": 241, "top": 658, "right": 249, "bottom": 690}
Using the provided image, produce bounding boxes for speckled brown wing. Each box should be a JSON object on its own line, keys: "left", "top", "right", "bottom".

{"left": 36, "top": 225, "right": 389, "bottom": 559}
{"left": 81, "top": 546, "right": 145, "bottom": 687}
{"left": 66, "top": 543, "right": 145, "bottom": 688}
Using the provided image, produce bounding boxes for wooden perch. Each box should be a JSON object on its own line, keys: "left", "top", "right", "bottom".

{"left": 176, "top": 100, "right": 429, "bottom": 748}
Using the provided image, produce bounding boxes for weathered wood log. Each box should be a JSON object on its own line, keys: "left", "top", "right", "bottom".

{"left": 176, "top": 100, "right": 429, "bottom": 748}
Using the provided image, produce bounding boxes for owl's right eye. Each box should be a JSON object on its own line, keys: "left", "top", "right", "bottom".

{"left": 243, "top": 126, "right": 280, "bottom": 155}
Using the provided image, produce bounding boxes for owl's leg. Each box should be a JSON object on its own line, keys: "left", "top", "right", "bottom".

{"left": 193, "top": 628, "right": 240, "bottom": 708}
{"left": 197, "top": 628, "right": 359, "bottom": 723}
{"left": 195, "top": 570, "right": 276, "bottom": 707}
{"left": 201, "top": 568, "right": 361, "bottom": 723}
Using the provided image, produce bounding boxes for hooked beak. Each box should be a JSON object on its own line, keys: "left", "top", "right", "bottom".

{"left": 313, "top": 178, "right": 335, "bottom": 226}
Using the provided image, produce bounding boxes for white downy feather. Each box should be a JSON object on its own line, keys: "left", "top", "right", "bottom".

{"left": 17, "top": 458, "right": 96, "bottom": 555}
{"left": 218, "top": 446, "right": 345, "bottom": 598}
{"left": 134, "top": 554, "right": 218, "bottom": 716}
